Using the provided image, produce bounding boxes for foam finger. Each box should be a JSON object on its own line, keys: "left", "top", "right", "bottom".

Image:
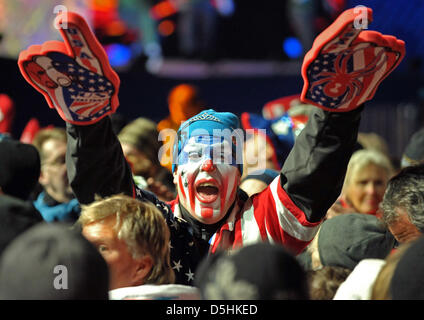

{"left": 55, "top": 12, "right": 105, "bottom": 75}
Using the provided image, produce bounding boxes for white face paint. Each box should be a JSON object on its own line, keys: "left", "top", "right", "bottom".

{"left": 175, "top": 135, "right": 240, "bottom": 224}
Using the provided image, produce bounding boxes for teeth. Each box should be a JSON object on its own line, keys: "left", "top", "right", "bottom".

{"left": 198, "top": 183, "right": 216, "bottom": 187}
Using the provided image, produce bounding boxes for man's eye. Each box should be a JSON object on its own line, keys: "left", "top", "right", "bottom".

{"left": 98, "top": 245, "right": 108, "bottom": 253}
{"left": 189, "top": 151, "right": 202, "bottom": 159}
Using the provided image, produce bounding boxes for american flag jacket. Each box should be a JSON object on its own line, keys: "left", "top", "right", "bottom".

{"left": 65, "top": 105, "right": 363, "bottom": 285}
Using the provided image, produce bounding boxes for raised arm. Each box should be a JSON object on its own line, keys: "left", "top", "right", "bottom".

{"left": 280, "top": 7, "right": 404, "bottom": 223}
{"left": 66, "top": 117, "right": 134, "bottom": 204}
{"left": 18, "top": 12, "right": 132, "bottom": 204}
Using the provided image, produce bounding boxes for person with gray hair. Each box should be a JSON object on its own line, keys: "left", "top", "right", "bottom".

{"left": 327, "top": 149, "right": 395, "bottom": 219}
{"left": 380, "top": 164, "right": 424, "bottom": 244}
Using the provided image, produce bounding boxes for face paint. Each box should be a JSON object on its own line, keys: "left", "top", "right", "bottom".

{"left": 176, "top": 135, "right": 240, "bottom": 224}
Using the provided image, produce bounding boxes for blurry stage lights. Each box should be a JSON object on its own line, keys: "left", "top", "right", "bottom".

{"left": 283, "top": 37, "right": 303, "bottom": 59}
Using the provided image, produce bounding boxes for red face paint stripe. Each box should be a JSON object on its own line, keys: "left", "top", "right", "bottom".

{"left": 178, "top": 175, "right": 186, "bottom": 199}
{"left": 220, "top": 175, "right": 228, "bottom": 213}
{"left": 186, "top": 173, "right": 196, "bottom": 213}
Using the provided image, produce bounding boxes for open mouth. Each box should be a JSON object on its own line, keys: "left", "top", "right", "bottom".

{"left": 195, "top": 180, "right": 219, "bottom": 203}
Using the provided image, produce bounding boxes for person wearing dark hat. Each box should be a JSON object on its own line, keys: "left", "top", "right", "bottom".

{"left": 0, "top": 135, "right": 40, "bottom": 200}
{"left": 0, "top": 223, "right": 109, "bottom": 300}
{"left": 401, "top": 127, "right": 424, "bottom": 168}
{"left": 195, "top": 242, "right": 309, "bottom": 300}
{"left": 297, "top": 213, "right": 395, "bottom": 271}
{"left": 18, "top": 8, "right": 404, "bottom": 286}
{"left": 0, "top": 194, "right": 43, "bottom": 256}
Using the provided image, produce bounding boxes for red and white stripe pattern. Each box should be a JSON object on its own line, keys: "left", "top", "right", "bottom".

{"left": 209, "top": 176, "right": 321, "bottom": 255}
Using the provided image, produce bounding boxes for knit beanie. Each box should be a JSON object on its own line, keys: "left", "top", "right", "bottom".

{"left": 0, "top": 223, "right": 109, "bottom": 300}
{"left": 172, "top": 109, "right": 243, "bottom": 174}
{"left": 318, "top": 213, "right": 395, "bottom": 270}
{"left": 390, "top": 236, "right": 424, "bottom": 300}
{"left": 118, "top": 117, "right": 162, "bottom": 166}
{"left": 0, "top": 194, "right": 43, "bottom": 256}
{"left": 0, "top": 136, "right": 41, "bottom": 200}
{"left": 195, "top": 243, "right": 308, "bottom": 300}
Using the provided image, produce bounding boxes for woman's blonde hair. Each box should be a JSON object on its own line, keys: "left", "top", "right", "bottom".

{"left": 343, "top": 149, "right": 395, "bottom": 191}
{"left": 77, "top": 194, "right": 175, "bottom": 285}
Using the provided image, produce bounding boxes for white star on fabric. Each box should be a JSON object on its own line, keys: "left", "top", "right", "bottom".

{"left": 169, "top": 241, "right": 173, "bottom": 250}
{"left": 170, "top": 220, "right": 179, "bottom": 229}
{"left": 172, "top": 260, "right": 183, "bottom": 272}
{"left": 185, "top": 269, "right": 194, "bottom": 281}
{"left": 99, "top": 86, "right": 105, "bottom": 91}
{"left": 136, "top": 188, "right": 142, "bottom": 197}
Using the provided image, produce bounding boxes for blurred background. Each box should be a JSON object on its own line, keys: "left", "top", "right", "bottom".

{"left": 0, "top": 0, "right": 423, "bottom": 160}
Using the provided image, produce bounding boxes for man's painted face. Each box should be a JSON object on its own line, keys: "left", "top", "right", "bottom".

{"left": 175, "top": 135, "right": 241, "bottom": 224}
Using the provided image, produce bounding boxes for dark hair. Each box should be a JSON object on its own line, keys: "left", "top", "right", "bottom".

{"left": 307, "top": 266, "right": 352, "bottom": 300}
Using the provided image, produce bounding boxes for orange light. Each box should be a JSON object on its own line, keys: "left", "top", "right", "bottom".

{"left": 150, "top": 1, "right": 177, "bottom": 20}
{"left": 91, "top": 0, "right": 118, "bottom": 11}
{"left": 105, "top": 20, "right": 127, "bottom": 36}
{"left": 158, "top": 20, "right": 175, "bottom": 36}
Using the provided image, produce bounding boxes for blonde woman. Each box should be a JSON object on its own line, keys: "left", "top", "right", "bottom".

{"left": 327, "top": 149, "right": 395, "bottom": 218}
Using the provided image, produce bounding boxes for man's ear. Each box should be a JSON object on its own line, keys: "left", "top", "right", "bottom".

{"left": 173, "top": 169, "right": 178, "bottom": 185}
{"left": 38, "top": 169, "right": 47, "bottom": 186}
{"left": 132, "top": 255, "right": 153, "bottom": 286}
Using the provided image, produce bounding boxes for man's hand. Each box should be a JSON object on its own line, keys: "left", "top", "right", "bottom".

{"left": 18, "top": 12, "right": 120, "bottom": 125}
{"left": 301, "top": 7, "right": 405, "bottom": 112}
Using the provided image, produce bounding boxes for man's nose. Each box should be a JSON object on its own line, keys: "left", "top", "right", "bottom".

{"left": 201, "top": 159, "right": 216, "bottom": 172}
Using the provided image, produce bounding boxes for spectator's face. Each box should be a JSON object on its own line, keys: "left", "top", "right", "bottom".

{"left": 121, "top": 142, "right": 153, "bottom": 177}
{"left": 388, "top": 208, "right": 421, "bottom": 244}
{"left": 174, "top": 136, "right": 240, "bottom": 224}
{"left": 82, "top": 215, "right": 147, "bottom": 290}
{"left": 344, "top": 163, "right": 389, "bottom": 214}
{"left": 39, "top": 138, "right": 73, "bottom": 202}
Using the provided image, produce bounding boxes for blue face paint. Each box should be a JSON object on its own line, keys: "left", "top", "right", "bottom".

{"left": 177, "top": 135, "right": 238, "bottom": 168}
